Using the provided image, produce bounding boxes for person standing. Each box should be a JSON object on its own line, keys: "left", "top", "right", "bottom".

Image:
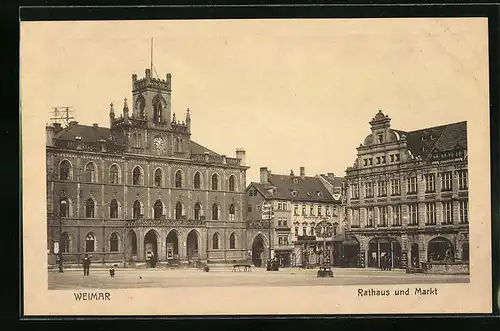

{"left": 83, "top": 254, "right": 91, "bottom": 276}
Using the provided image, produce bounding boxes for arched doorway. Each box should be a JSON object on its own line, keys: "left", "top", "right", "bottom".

{"left": 166, "top": 230, "right": 179, "bottom": 261}
{"left": 427, "top": 236, "right": 454, "bottom": 262}
{"left": 251, "top": 235, "right": 266, "bottom": 267}
{"left": 368, "top": 237, "right": 402, "bottom": 268}
{"left": 126, "top": 230, "right": 137, "bottom": 262}
{"left": 342, "top": 237, "right": 360, "bottom": 267}
{"left": 410, "top": 243, "right": 420, "bottom": 268}
{"left": 186, "top": 230, "right": 199, "bottom": 261}
{"left": 144, "top": 230, "right": 159, "bottom": 267}
{"left": 461, "top": 243, "right": 469, "bottom": 262}
{"left": 392, "top": 241, "right": 402, "bottom": 268}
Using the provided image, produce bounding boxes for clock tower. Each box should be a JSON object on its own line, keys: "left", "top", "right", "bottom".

{"left": 110, "top": 68, "right": 192, "bottom": 158}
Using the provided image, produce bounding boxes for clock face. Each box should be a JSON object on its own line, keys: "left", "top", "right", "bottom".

{"left": 152, "top": 136, "right": 165, "bottom": 151}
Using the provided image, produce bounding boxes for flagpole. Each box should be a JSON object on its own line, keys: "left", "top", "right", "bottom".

{"left": 150, "top": 37, "right": 153, "bottom": 73}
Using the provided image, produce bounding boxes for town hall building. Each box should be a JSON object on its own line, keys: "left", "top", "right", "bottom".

{"left": 46, "top": 67, "right": 249, "bottom": 267}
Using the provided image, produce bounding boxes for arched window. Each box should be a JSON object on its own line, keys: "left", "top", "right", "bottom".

{"left": 212, "top": 233, "right": 219, "bottom": 250}
{"left": 110, "top": 199, "right": 118, "bottom": 218}
{"left": 211, "top": 174, "right": 219, "bottom": 190}
{"left": 153, "top": 200, "right": 163, "bottom": 220}
{"left": 85, "top": 162, "right": 96, "bottom": 183}
{"left": 154, "top": 168, "right": 162, "bottom": 187}
{"left": 229, "top": 204, "right": 235, "bottom": 221}
{"left": 229, "top": 233, "right": 236, "bottom": 249}
{"left": 153, "top": 98, "right": 163, "bottom": 123}
{"left": 133, "top": 200, "right": 141, "bottom": 219}
{"left": 85, "top": 198, "right": 95, "bottom": 218}
{"left": 133, "top": 166, "right": 142, "bottom": 185}
{"left": 175, "top": 170, "right": 183, "bottom": 188}
{"left": 136, "top": 95, "right": 146, "bottom": 119}
{"left": 59, "top": 160, "right": 71, "bottom": 180}
{"left": 229, "top": 175, "right": 236, "bottom": 192}
{"left": 193, "top": 172, "right": 201, "bottom": 189}
{"left": 212, "top": 203, "right": 219, "bottom": 220}
{"left": 133, "top": 133, "right": 138, "bottom": 148}
{"left": 138, "top": 134, "right": 142, "bottom": 147}
{"left": 175, "top": 202, "right": 183, "bottom": 220}
{"left": 60, "top": 197, "right": 69, "bottom": 217}
{"left": 110, "top": 164, "right": 119, "bottom": 184}
{"left": 109, "top": 232, "right": 119, "bottom": 252}
{"left": 175, "top": 138, "right": 180, "bottom": 152}
{"left": 61, "top": 232, "right": 70, "bottom": 253}
{"left": 194, "top": 203, "right": 201, "bottom": 220}
{"left": 85, "top": 233, "right": 95, "bottom": 252}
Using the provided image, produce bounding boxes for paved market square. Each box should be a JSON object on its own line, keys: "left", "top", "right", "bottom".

{"left": 48, "top": 267, "right": 469, "bottom": 290}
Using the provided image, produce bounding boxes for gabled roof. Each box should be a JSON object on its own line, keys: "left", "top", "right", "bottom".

{"left": 394, "top": 121, "right": 467, "bottom": 160}
{"left": 189, "top": 140, "right": 221, "bottom": 157}
{"left": 317, "top": 173, "right": 344, "bottom": 187}
{"left": 51, "top": 123, "right": 223, "bottom": 157}
{"left": 248, "top": 174, "right": 336, "bottom": 203}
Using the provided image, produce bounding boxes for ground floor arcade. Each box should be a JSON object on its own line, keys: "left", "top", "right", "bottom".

{"left": 47, "top": 225, "right": 247, "bottom": 267}
{"left": 341, "top": 230, "right": 470, "bottom": 269}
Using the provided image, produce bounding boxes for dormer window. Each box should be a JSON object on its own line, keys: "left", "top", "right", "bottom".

{"left": 293, "top": 178, "right": 298, "bottom": 184}
{"left": 378, "top": 134, "right": 383, "bottom": 143}
{"left": 291, "top": 190, "right": 297, "bottom": 197}
{"left": 317, "top": 192, "right": 323, "bottom": 197}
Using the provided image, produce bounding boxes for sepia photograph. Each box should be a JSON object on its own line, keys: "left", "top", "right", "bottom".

{"left": 21, "top": 18, "right": 492, "bottom": 315}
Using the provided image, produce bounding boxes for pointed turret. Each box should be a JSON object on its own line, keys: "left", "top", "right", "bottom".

{"left": 123, "top": 97, "right": 129, "bottom": 123}
{"left": 172, "top": 112, "right": 176, "bottom": 124}
{"left": 109, "top": 102, "right": 115, "bottom": 127}
{"left": 186, "top": 108, "right": 191, "bottom": 133}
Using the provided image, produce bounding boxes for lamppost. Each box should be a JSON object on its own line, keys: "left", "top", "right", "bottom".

{"left": 315, "top": 220, "right": 334, "bottom": 277}
{"left": 58, "top": 198, "right": 67, "bottom": 273}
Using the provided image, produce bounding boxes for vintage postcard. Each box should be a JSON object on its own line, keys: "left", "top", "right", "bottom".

{"left": 21, "top": 18, "right": 492, "bottom": 315}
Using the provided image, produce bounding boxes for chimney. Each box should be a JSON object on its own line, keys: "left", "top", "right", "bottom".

{"left": 93, "top": 123, "right": 98, "bottom": 128}
{"left": 260, "top": 167, "right": 269, "bottom": 184}
{"left": 145, "top": 68, "right": 151, "bottom": 82}
{"left": 300, "top": 166, "right": 305, "bottom": 178}
{"left": 236, "top": 148, "right": 246, "bottom": 165}
{"left": 46, "top": 125, "right": 55, "bottom": 147}
{"left": 290, "top": 169, "right": 294, "bottom": 177}
{"left": 53, "top": 123, "right": 62, "bottom": 131}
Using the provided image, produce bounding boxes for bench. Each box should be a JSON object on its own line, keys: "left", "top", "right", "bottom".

{"left": 233, "top": 264, "right": 252, "bottom": 272}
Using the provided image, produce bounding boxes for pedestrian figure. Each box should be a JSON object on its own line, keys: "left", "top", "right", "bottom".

{"left": 109, "top": 265, "right": 115, "bottom": 278}
{"left": 380, "top": 253, "right": 385, "bottom": 270}
{"left": 387, "top": 254, "right": 392, "bottom": 271}
{"left": 83, "top": 254, "right": 91, "bottom": 276}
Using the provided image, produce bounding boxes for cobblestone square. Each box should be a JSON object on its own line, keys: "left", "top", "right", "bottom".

{"left": 48, "top": 267, "right": 469, "bottom": 290}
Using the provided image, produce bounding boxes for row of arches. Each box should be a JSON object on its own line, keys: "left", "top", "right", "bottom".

{"left": 148, "top": 200, "right": 237, "bottom": 221}
{"left": 342, "top": 236, "right": 470, "bottom": 268}
{"left": 58, "top": 232, "right": 120, "bottom": 254}
{"left": 133, "top": 94, "right": 166, "bottom": 123}
{"left": 58, "top": 160, "right": 238, "bottom": 191}
{"left": 59, "top": 196, "right": 237, "bottom": 221}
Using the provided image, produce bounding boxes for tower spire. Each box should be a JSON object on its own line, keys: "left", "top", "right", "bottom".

{"left": 150, "top": 37, "right": 153, "bottom": 74}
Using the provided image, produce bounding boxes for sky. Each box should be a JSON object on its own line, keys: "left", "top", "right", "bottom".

{"left": 20, "top": 18, "right": 489, "bottom": 184}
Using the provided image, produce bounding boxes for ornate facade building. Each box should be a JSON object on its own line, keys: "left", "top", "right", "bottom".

{"left": 344, "top": 111, "right": 469, "bottom": 269}
{"left": 46, "top": 68, "right": 249, "bottom": 267}
{"left": 245, "top": 167, "right": 344, "bottom": 268}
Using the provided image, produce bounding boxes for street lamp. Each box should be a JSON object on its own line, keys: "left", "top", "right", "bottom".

{"left": 58, "top": 199, "right": 67, "bottom": 273}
